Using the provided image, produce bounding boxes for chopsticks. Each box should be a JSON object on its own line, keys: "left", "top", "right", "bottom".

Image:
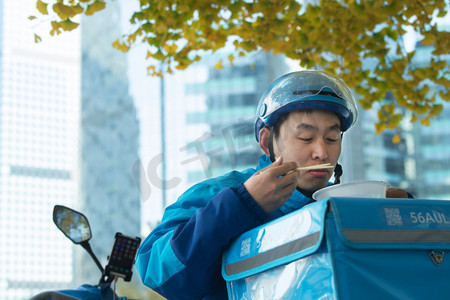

{"left": 296, "top": 163, "right": 334, "bottom": 171}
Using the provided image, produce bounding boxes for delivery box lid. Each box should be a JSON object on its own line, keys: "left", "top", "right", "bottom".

{"left": 222, "top": 197, "right": 450, "bottom": 282}
{"left": 329, "top": 197, "right": 450, "bottom": 250}
{"left": 222, "top": 199, "right": 328, "bottom": 281}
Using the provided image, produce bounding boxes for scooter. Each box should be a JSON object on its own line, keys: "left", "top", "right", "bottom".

{"left": 31, "top": 205, "right": 141, "bottom": 300}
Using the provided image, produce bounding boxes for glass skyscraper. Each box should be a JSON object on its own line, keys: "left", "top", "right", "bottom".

{"left": 409, "top": 36, "right": 450, "bottom": 200}
{"left": 0, "top": 1, "right": 141, "bottom": 298}
{"left": 0, "top": 0, "right": 81, "bottom": 298}
{"left": 77, "top": 1, "right": 141, "bottom": 286}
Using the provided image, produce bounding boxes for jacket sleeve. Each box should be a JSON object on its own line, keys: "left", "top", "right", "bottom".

{"left": 135, "top": 183, "right": 270, "bottom": 299}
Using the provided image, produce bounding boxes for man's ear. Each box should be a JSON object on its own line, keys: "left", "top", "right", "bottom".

{"left": 259, "top": 127, "right": 271, "bottom": 156}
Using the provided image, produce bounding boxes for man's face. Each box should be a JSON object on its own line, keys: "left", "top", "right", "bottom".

{"left": 273, "top": 109, "right": 342, "bottom": 193}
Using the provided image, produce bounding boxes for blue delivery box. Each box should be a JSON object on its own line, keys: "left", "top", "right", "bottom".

{"left": 222, "top": 197, "right": 450, "bottom": 299}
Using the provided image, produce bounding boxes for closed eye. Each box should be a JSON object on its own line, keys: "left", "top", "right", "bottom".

{"left": 299, "top": 138, "right": 313, "bottom": 142}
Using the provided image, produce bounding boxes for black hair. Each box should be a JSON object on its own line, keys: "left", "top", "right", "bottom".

{"left": 270, "top": 109, "right": 314, "bottom": 140}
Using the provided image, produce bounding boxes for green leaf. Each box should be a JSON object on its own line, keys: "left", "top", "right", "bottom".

{"left": 131, "top": 12, "right": 145, "bottom": 23}
{"left": 152, "top": 50, "right": 165, "bottom": 60}
{"left": 421, "top": 33, "right": 435, "bottom": 46}
{"left": 142, "top": 22, "right": 153, "bottom": 33}
{"left": 436, "top": 10, "right": 448, "bottom": 18}
{"left": 431, "top": 104, "right": 443, "bottom": 115}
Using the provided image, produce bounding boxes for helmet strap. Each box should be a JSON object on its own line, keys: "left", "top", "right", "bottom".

{"left": 333, "top": 132, "right": 344, "bottom": 184}
{"left": 268, "top": 127, "right": 276, "bottom": 163}
{"left": 333, "top": 163, "right": 343, "bottom": 184}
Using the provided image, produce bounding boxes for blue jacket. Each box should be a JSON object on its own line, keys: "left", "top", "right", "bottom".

{"left": 136, "top": 155, "right": 315, "bottom": 300}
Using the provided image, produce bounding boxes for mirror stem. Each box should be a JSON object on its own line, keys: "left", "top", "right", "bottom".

{"left": 80, "top": 241, "right": 105, "bottom": 275}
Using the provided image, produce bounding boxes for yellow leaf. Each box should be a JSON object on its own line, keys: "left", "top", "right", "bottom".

{"left": 163, "top": 43, "right": 178, "bottom": 54}
{"left": 50, "top": 21, "right": 61, "bottom": 36}
{"left": 154, "top": 22, "right": 168, "bottom": 34}
{"left": 228, "top": 54, "right": 235, "bottom": 65}
{"left": 410, "top": 114, "right": 418, "bottom": 123}
{"left": 36, "top": 0, "right": 48, "bottom": 15}
{"left": 215, "top": 60, "right": 223, "bottom": 70}
{"left": 415, "top": 104, "right": 428, "bottom": 114}
{"left": 439, "top": 90, "right": 450, "bottom": 101}
{"left": 392, "top": 134, "right": 401, "bottom": 144}
{"left": 29, "top": 15, "right": 37, "bottom": 20}
{"left": 52, "top": 3, "right": 83, "bottom": 19}
{"left": 59, "top": 19, "right": 79, "bottom": 31}
{"left": 420, "top": 118, "right": 430, "bottom": 126}
{"left": 421, "top": 34, "right": 435, "bottom": 46}
{"left": 85, "top": 1, "right": 106, "bottom": 16}
{"left": 34, "top": 33, "right": 42, "bottom": 43}
{"left": 175, "top": 63, "right": 189, "bottom": 70}
{"left": 127, "top": 31, "right": 138, "bottom": 44}
{"left": 112, "top": 40, "right": 130, "bottom": 52}
{"left": 375, "top": 123, "right": 385, "bottom": 135}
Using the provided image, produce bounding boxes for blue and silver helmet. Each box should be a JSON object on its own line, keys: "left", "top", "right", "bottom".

{"left": 255, "top": 70, "right": 358, "bottom": 141}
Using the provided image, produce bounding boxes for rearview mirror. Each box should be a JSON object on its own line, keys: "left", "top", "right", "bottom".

{"left": 53, "top": 205, "right": 92, "bottom": 244}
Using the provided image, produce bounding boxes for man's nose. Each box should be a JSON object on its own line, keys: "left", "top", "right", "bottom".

{"left": 312, "top": 139, "right": 328, "bottom": 160}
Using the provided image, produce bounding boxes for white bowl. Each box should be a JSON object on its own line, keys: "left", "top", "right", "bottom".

{"left": 312, "top": 180, "right": 390, "bottom": 201}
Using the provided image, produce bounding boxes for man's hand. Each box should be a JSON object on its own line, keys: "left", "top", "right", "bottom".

{"left": 244, "top": 156, "right": 300, "bottom": 213}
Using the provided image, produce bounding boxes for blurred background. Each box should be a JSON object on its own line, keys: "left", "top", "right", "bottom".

{"left": 0, "top": 0, "right": 449, "bottom": 299}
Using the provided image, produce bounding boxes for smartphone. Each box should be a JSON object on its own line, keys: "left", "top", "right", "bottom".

{"left": 105, "top": 232, "right": 141, "bottom": 281}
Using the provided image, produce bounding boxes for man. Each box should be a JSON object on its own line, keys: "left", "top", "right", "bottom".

{"left": 136, "top": 70, "right": 405, "bottom": 299}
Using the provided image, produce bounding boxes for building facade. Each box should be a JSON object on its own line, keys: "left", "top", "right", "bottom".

{"left": 0, "top": 0, "right": 81, "bottom": 298}
{"left": 0, "top": 0, "right": 141, "bottom": 298}
{"left": 77, "top": 1, "right": 141, "bottom": 285}
{"left": 409, "top": 38, "right": 450, "bottom": 200}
